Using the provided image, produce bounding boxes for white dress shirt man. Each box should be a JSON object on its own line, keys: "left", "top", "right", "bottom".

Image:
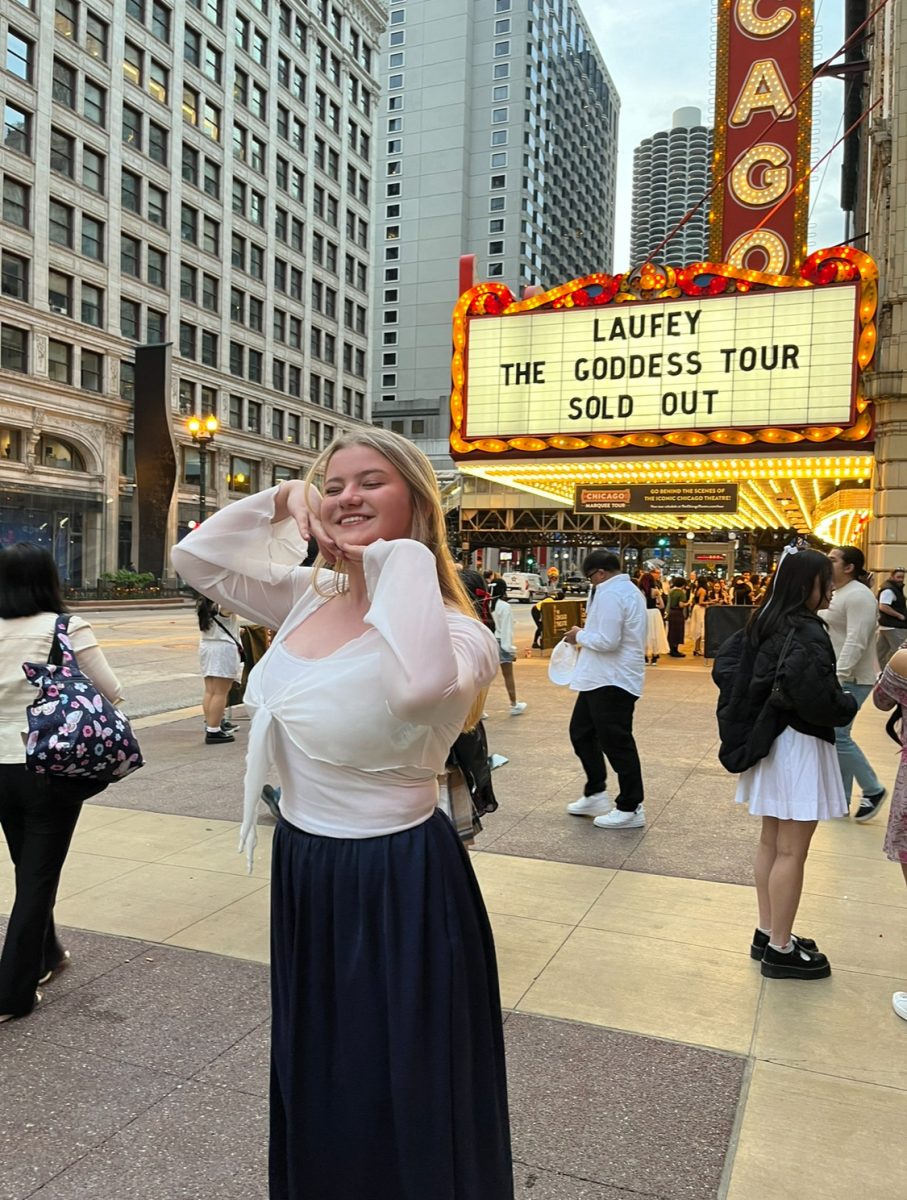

{"left": 563, "top": 550, "right": 648, "bottom": 829}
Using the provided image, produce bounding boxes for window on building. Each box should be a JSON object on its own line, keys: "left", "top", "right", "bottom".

{"left": 122, "top": 104, "right": 142, "bottom": 148}
{"left": 121, "top": 234, "right": 141, "bottom": 277}
{"left": 55, "top": 0, "right": 77, "bottom": 40}
{"left": 81, "top": 283, "right": 103, "bottom": 327}
{"left": 48, "top": 339, "right": 72, "bottom": 384}
{"left": 48, "top": 270, "right": 72, "bottom": 316}
{"left": 148, "top": 121, "right": 167, "bottom": 163}
{"left": 50, "top": 128, "right": 75, "bottom": 176}
{"left": 121, "top": 169, "right": 141, "bottom": 212}
{"left": 81, "top": 349, "right": 103, "bottom": 392}
{"left": 83, "top": 79, "right": 106, "bottom": 126}
{"left": 228, "top": 456, "right": 257, "bottom": 494}
{"left": 147, "top": 307, "right": 166, "bottom": 341}
{"left": 1, "top": 251, "right": 28, "bottom": 301}
{"left": 120, "top": 298, "right": 140, "bottom": 339}
{"left": 201, "top": 329, "right": 218, "bottom": 366}
{"left": 202, "top": 273, "right": 218, "bottom": 311}
{"left": 147, "top": 183, "right": 166, "bottom": 226}
{"left": 49, "top": 199, "right": 73, "bottom": 246}
{"left": 82, "top": 146, "right": 105, "bottom": 193}
{"left": 52, "top": 58, "right": 76, "bottom": 107}
{"left": 146, "top": 245, "right": 166, "bottom": 286}
{"left": 0, "top": 324, "right": 27, "bottom": 371}
{"left": 2, "top": 177, "right": 29, "bottom": 228}
{"left": 86, "top": 13, "right": 108, "bottom": 60}
{"left": 180, "top": 263, "right": 197, "bottom": 302}
{"left": 179, "top": 321, "right": 196, "bottom": 359}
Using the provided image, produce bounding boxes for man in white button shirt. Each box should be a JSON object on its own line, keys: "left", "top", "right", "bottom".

{"left": 562, "top": 550, "right": 648, "bottom": 829}
{"left": 820, "top": 546, "right": 887, "bottom": 822}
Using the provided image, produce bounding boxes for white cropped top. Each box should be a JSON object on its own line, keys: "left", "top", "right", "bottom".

{"left": 170, "top": 486, "right": 498, "bottom": 867}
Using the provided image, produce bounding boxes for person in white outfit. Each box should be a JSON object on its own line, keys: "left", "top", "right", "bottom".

{"left": 563, "top": 550, "right": 648, "bottom": 829}
{"left": 490, "top": 579, "right": 526, "bottom": 715}
{"left": 170, "top": 427, "right": 512, "bottom": 1200}
{"left": 196, "top": 597, "right": 243, "bottom": 744}
{"left": 819, "top": 546, "right": 886, "bottom": 821}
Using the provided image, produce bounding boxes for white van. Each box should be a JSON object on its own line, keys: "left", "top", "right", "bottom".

{"left": 503, "top": 571, "right": 546, "bottom": 603}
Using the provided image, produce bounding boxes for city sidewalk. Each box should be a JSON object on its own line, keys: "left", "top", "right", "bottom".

{"left": 2, "top": 653, "right": 906, "bottom": 1199}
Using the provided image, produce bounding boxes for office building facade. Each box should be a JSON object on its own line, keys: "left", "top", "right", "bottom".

{"left": 0, "top": 0, "right": 383, "bottom": 584}
{"left": 370, "top": 0, "right": 619, "bottom": 462}
{"left": 630, "top": 106, "right": 713, "bottom": 267}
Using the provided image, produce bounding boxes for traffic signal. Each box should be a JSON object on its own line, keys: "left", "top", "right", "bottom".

{"left": 657, "top": 537, "right": 669, "bottom": 547}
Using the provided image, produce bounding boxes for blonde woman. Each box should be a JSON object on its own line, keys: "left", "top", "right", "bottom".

{"left": 171, "top": 429, "right": 512, "bottom": 1199}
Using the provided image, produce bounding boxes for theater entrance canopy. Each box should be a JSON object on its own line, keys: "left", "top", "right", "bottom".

{"left": 449, "top": 249, "right": 877, "bottom": 546}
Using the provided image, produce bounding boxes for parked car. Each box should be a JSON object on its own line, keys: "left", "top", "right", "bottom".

{"left": 503, "top": 571, "right": 547, "bottom": 603}
{"left": 562, "top": 575, "right": 589, "bottom": 596}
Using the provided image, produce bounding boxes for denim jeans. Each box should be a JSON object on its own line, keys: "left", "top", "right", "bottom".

{"left": 834, "top": 682, "right": 883, "bottom": 801}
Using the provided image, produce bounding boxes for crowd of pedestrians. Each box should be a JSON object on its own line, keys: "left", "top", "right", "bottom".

{"left": 2, "top": 434, "right": 907, "bottom": 1196}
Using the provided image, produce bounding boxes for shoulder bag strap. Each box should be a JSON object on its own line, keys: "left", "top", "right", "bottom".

{"left": 48, "top": 613, "right": 72, "bottom": 667}
{"left": 212, "top": 615, "right": 243, "bottom": 651}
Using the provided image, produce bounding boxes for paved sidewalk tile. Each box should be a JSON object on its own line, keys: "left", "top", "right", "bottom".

{"left": 726, "top": 1060, "right": 907, "bottom": 1200}
{"left": 54, "top": 861, "right": 268, "bottom": 942}
{"left": 0, "top": 1039, "right": 179, "bottom": 1199}
{"left": 506, "top": 1013, "right": 745, "bottom": 1200}
{"left": 519, "top": 925, "right": 760, "bottom": 1054}
{"left": 24, "top": 943, "right": 269, "bottom": 1076}
{"left": 27, "top": 1080, "right": 269, "bottom": 1200}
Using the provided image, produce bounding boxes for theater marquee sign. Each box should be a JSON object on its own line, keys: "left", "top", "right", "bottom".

{"left": 449, "top": 248, "right": 878, "bottom": 461}
{"left": 465, "top": 287, "right": 856, "bottom": 440}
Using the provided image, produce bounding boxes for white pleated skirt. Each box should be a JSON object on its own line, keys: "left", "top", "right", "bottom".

{"left": 645, "top": 609, "right": 669, "bottom": 656}
{"left": 735, "top": 725, "right": 847, "bottom": 821}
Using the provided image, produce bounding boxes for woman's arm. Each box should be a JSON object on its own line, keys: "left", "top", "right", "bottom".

{"left": 68, "top": 617, "right": 124, "bottom": 704}
{"left": 874, "top": 649, "right": 907, "bottom": 710}
{"left": 782, "top": 631, "right": 858, "bottom": 727}
{"left": 170, "top": 485, "right": 319, "bottom": 629}
{"left": 362, "top": 539, "right": 498, "bottom": 725}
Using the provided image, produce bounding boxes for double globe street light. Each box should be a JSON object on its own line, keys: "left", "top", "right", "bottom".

{"left": 186, "top": 413, "right": 218, "bottom": 526}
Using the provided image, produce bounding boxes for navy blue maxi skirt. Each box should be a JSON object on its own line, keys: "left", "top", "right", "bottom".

{"left": 269, "top": 810, "right": 514, "bottom": 1200}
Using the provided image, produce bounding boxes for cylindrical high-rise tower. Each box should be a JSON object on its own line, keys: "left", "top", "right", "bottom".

{"left": 630, "top": 107, "right": 713, "bottom": 266}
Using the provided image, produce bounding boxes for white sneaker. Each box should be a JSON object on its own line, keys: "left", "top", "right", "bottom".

{"left": 893, "top": 992, "right": 907, "bottom": 1021}
{"left": 510, "top": 702, "right": 527, "bottom": 715}
{"left": 566, "top": 791, "right": 612, "bottom": 816}
{"left": 593, "top": 806, "right": 645, "bottom": 829}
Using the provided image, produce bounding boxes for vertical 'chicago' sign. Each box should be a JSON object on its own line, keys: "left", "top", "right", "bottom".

{"left": 710, "top": 0, "right": 814, "bottom": 274}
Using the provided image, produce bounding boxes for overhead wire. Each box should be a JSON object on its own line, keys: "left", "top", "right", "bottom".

{"left": 642, "top": 0, "right": 892, "bottom": 264}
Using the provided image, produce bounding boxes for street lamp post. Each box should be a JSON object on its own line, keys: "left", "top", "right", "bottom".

{"left": 187, "top": 413, "right": 218, "bottom": 525}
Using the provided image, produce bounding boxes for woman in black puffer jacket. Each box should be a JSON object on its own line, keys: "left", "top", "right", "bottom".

{"left": 712, "top": 548, "right": 857, "bottom": 982}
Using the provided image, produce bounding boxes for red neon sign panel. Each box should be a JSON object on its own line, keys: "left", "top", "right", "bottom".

{"left": 710, "top": 0, "right": 814, "bottom": 274}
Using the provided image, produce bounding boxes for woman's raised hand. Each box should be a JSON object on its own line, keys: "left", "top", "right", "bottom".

{"left": 277, "top": 480, "right": 341, "bottom": 562}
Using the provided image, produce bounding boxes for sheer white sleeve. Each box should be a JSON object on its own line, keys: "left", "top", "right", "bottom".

{"left": 170, "top": 486, "right": 322, "bottom": 629}
{"left": 362, "top": 539, "right": 498, "bottom": 725}
{"left": 68, "top": 616, "right": 124, "bottom": 705}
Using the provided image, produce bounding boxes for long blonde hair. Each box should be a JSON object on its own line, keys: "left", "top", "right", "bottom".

{"left": 304, "top": 427, "right": 487, "bottom": 729}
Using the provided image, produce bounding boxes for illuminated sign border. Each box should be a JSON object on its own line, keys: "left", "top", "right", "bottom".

{"left": 449, "top": 246, "right": 877, "bottom": 460}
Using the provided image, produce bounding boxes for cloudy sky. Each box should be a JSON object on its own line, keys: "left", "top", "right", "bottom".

{"left": 580, "top": 0, "right": 848, "bottom": 268}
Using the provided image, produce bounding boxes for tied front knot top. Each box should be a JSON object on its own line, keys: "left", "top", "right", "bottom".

{"left": 171, "top": 487, "right": 499, "bottom": 868}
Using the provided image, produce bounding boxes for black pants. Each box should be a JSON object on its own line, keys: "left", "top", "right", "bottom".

{"left": 569, "top": 687, "right": 644, "bottom": 812}
{"left": 0, "top": 765, "right": 102, "bottom": 1016}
